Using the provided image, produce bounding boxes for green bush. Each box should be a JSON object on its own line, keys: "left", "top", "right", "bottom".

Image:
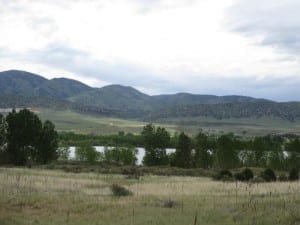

{"left": 242, "top": 168, "right": 254, "bottom": 181}
{"left": 288, "top": 168, "right": 299, "bottom": 181}
{"left": 75, "top": 142, "right": 99, "bottom": 163}
{"left": 278, "top": 174, "right": 288, "bottom": 182}
{"left": 111, "top": 184, "right": 133, "bottom": 196}
{"left": 213, "top": 169, "right": 232, "bottom": 181}
{"left": 234, "top": 172, "right": 245, "bottom": 181}
{"left": 261, "top": 168, "right": 277, "bottom": 182}
{"left": 253, "top": 176, "right": 265, "bottom": 183}
{"left": 104, "top": 146, "right": 137, "bottom": 165}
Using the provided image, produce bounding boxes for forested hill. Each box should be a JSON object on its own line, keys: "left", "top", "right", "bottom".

{"left": 0, "top": 70, "right": 92, "bottom": 98}
{"left": 146, "top": 102, "right": 300, "bottom": 122}
{"left": 0, "top": 69, "right": 299, "bottom": 121}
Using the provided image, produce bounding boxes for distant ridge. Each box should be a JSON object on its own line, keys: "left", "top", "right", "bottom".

{"left": 0, "top": 70, "right": 92, "bottom": 98}
{"left": 1, "top": 69, "right": 299, "bottom": 121}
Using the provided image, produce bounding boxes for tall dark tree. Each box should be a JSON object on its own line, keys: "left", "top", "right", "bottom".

{"left": 173, "top": 132, "right": 192, "bottom": 168}
{"left": 250, "top": 137, "right": 268, "bottom": 167}
{"left": 250, "top": 135, "right": 284, "bottom": 169}
{"left": 6, "top": 109, "right": 42, "bottom": 165}
{"left": 0, "top": 114, "right": 7, "bottom": 164}
{"left": 285, "top": 138, "right": 300, "bottom": 170}
{"left": 4, "top": 109, "right": 58, "bottom": 165}
{"left": 194, "top": 131, "right": 213, "bottom": 169}
{"left": 142, "top": 124, "right": 170, "bottom": 166}
{"left": 37, "top": 120, "right": 58, "bottom": 164}
{"left": 0, "top": 114, "right": 5, "bottom": 147}
{"left": 215, "top": 134, "right": 239, "bottom": 169}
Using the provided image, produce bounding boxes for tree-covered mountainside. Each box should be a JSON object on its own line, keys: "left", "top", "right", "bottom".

{"left": 69, "top": 85, "right": 155, "bottom": 111}
{"left": 152, "top": 93, "right": 271, "bottom": 107}
{"left": 0, "top": 70, "right": 92, "bottom": 99}
{"left": 35, "top": 77, "right": 92, "bottom": 99}
{"left": 0, "top": 70, "right": 47, "bottom": 96}
{"left": 1, "top": 69, "right": 300, "bottom": 122}
{"left": 146, "top": 102, "right": 300, "bottom": 122}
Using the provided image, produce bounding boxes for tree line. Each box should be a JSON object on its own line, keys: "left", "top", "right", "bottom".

{"left": 0, "top": 109, "right": 58, "bottom": 165}
{"left": 141, "top": 124, "right": 300, "bottom": 170}
{"left": 147, "top": 102, "right": 300, "bottom": 122}
{"left": 1, "top": 109, "right": 300, "bottom": 171}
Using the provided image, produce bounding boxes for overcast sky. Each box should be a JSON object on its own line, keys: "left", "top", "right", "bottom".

{"left": 1, "top": 0, "right": 300, "bottom": 101}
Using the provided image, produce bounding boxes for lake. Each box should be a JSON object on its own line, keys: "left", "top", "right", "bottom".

{"left": 68, "top": 146, "right": 176, "bottom": 165}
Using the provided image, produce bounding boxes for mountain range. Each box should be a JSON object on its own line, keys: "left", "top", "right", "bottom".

{"left": 0, "top": 69, "right": 299, "bottom": 122}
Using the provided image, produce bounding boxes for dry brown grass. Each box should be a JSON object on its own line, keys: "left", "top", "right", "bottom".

{"left": 0, "top": 168, "right": 300, "bottom": 225}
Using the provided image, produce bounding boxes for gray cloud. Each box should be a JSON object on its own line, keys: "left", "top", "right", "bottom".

{"left": 227, "top": 0, "right": 300, "bottom": 55}
{"left": 161, "top": 74, "right": 300, "bottom": 102}
{"left": 2, "top": 43, "right": 168, "bottom": 89}
{"left": 1, "top": 0, "right": 300, "bottom": 101}
{"left": 2, "top": 43, "right": 300, "bottom": 101}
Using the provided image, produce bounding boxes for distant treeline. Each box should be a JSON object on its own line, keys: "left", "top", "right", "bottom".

{"left": 139, "top": 124, "right": 300, "bottom": 170}
{"left": 147, "top": 102, "right": 300, "bottom": 121}
{"left": 1, "top": 109, "right": 300, "bottom": 171}
{"left": 2, "top": 94, "right": 300, "bottom": 122}
{"left": 59, "top": 124, "right": 300, "bottom": 170}
{"left": 58, "top": 131, "right": 177, "bottom": 148}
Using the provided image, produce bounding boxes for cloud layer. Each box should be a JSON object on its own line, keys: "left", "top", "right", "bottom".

{"left": 1, "top": 0, "right": 300, "bottom": 101}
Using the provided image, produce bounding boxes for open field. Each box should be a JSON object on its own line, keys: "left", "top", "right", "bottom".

{"left": 1, "top": 168, "right": 300, "bottom": 225}
{"left": 156, "top": 116, "right": 300, "bottom": 137}
{"left": 37, "top": 109, "right": 179, "bottom": 135}
{"left": 35, "top": 108, "right": 300, "bottom": 136}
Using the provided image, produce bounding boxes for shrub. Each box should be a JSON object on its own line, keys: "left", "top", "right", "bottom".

{"left": 288, "top": 168, "right": 299, "bottom": 181}
{"left": 219, "top": 169, "right": 232, "bottom": 177}
{"left": 278, "top": 174, "right": 288, "bottom": 182}
{"left": 213, "top": 169, "right": 233, "bottom": 181}
{"left": 242, "top": 168, "right": 254, "bottom": 181}
{"left": 221, "top": 175, "right": 234, "bottom": 182}
{"left": 234, "top": 172, "right": 245, "bottom": 181}
{"left": 111, "top": 184, "right": 133, "bottom": 196}
{"left": 104, "top": 147, "right": 137, "bottom": 166}
{"left": 75, "top": 142, "right": 99, "bottom": 163}
{"left": 253, "top": 176, "right": 265, "bottom": 183}
{"left": 261, "top": 168, "right": 277, "bottom": 182}
{"left": 163, "top": 199, "right": 177, "bottom": 208}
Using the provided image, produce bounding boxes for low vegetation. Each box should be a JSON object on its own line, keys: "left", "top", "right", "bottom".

{"left": 1, "top": 109, "right": 300, "bottom": 225}
{"left": 111, "top": 183, "right": 133, "bottom": 196}
{"left": 1, "top": 167, "right": 300, "bottom": 225}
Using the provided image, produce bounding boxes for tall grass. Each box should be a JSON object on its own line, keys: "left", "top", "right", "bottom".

{"left": 0, "top": 167, "right": 299, "bottom": 225}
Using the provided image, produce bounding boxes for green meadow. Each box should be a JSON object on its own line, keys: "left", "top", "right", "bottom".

{"left": 37, "top": 108, "right": 300, "bottom": 136}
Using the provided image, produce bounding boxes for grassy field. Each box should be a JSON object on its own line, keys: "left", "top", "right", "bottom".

{"left": 156, "top": 116, "right": 300, "bottom": 137}
{"left": 35, "top": 108, "right": 300, "bottom": 136}
{"left": 37, "top": 108, "right": 179, "bottom": 135}
{"left": 1, "top": 168, "right": 300, "bottom": 225}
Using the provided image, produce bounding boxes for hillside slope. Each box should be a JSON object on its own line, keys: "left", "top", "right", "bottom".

{"left": 1, "top": 69, "right": 299, "bottom": 123}
{"left": 0, "top": 70, "right": 47, "bottom": 96}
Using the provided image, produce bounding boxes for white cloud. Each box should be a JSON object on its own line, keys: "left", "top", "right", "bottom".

{"left": 0, "top": 0, "right": 300, "bottom": 100}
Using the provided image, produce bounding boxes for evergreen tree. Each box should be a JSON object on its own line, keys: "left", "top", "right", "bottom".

{"left": 142, "top": 124, "right": 170, "bottom": 166}
{"left": 0, "top": 114, "right": 7, "bottom": 164}
{"left": 37, "top": 120, "right": 58, "bottom": 164}
{"left": 4, "top": 109, "right": 58, "bottom": 165}
{"left": 6, "top": 109, "right": 42, "bottom": 165}
{"left": 0, "top": 114, "right": 5, "bottom": 147}
{"left": 250, "top": 137, "right": 268, "bottom": 167}
{"left": 285, "top": 138, "right": 300, "bottom": 170}
{"left": 173, "top": 132, "right": 192, "bottom": 168}
{"left": 194, "top": 131, "right": 213, "bottom": 169}
{"left": 215, "top": 134, "right": 239, "bottom": 169}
